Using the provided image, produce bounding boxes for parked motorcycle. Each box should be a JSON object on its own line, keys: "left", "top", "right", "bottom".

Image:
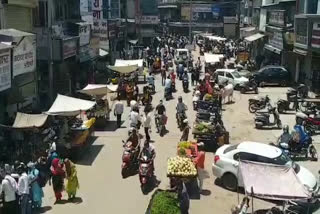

{"left": 139, "top": 155, "right": 153, "bottom": 193}
{"left": 248, "top": 95, "right": 270, "bottom": 113}
{"left": 121, "top": 140, "right": 140, "bottom": 177}
{"left": 277, "top": 88, "right": 302, "bottom": 113}
{"left": 299, "top": 112, "right": 320, "bottom": 135}
{"left": 254, "top": 106, "right": 282, "bottom": 129}
{"left": 155, "top": 114, "right": 166, "bottom": 137}
{"left": 239, "top": 79, "right": 258, "bottom": 94}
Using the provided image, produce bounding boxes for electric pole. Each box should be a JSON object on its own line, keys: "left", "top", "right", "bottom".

{"left": 189, "top": 0, "right": 192, "bottom": 44}
{"left": 48, "top": 0, "right": 54, "bottom": 104}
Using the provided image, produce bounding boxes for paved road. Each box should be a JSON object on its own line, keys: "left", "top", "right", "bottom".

{"left": 41, "top": 48, "right": 320, "bottom": 214}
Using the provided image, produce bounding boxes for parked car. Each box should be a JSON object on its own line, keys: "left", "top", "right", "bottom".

{"left": 216, "top": 69, "right": 249, "bottom": 88}
{"left": 174, "top": 48, "right": 192, "bottom": 67}
{"left": 253, "top": 66, "right": 290, "bottom": 87}
{"left": 212, "top": 141, "right": 319, "bottom": 192}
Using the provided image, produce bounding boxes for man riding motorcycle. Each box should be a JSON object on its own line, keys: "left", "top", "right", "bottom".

{"left": 155, "top": 100, "right": 166, "bottom": 133}
{"left": 182, "top": 70, "right": 189, "bottom": 91}
{"left": 139, "top": 140, "right": 156, "bottom": 175}
{"left": 164, "top": 75, "right": 172, "bottom": 98}
{"left": 178, "top": 63, "right": 184, "bottom": 80}
{"left": 176, "top": 96, "right": 188, "bottom": 128}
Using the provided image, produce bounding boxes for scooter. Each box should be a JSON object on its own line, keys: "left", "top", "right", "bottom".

{"left": 239, "top": 79, "right": 258, "bottom": 94}
{"left": 139, "top": 155, "right": 153, "bottom": 194}
{"left": 155, "top": 114, "right": 166, "bottom": 137}
{"left": 164, "top": 87, "right": 172, "bottom": 101}
{"left": 176, "top": 112, "right": 187, "bottom": 131}
{"left": 254, "top": 106, "right": 282, "bottom": 129}
{"left": 182, "top": 78, "right": 189, "bottom": 92}
{"left": 121, "top": 141, "right": 140, "bottom": 178}
{"left": 248, "top": 95, "right": 270, "bottom": 113}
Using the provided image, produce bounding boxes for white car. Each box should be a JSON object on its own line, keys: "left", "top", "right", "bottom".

{"left": 212, "top": 141, "right": 319, "bottom": 193}
{"left": 216, "top": 69, "right": 248, "bottom": 88}
{"left": 174, "top": 48, "right": 192, "bottom": 66}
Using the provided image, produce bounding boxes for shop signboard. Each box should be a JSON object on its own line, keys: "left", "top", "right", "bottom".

{"left": 295, "top": 18, "right": 308, "bottom": 46}
{"left": 80, "top": 0, "right": 89, "bottom": 15}
{"left": 181, "top": 5, "right": 191, "bottom": 21}
{"left": 13, "top": 36, "right": 36, "bottom": 77}
{"left": 79, "top": 24, "right": 91, "bottom": 46}
{"left": 63, "top": 38, "right": 78, "bottom": 59}
{"left": 224, "top": 16, "right": 238, "bottom": 24}
{"left": 268, "top": 31, "right": 283, "bottom": 50}
{"left": 0, "top": 48, "right": 11, "bottom": 92}
{"left": 211, "top": 6, "right": 220, "bottom": 17}
{"left": 193, "top": 4, "right": 211, "bottom": 13}
{"left": 138, "top": 16, "right": 159, "bottom": 25}
{"left": 311, "top": 22, "right": 320, "bottom": 49}
{"left": 268, "top": 10, "right": 285, "bottom": 27}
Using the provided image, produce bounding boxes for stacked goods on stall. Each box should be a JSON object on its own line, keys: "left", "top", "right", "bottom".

{"left": 167, "top": 156, "right": 197, "bottom": 178}
{"left": 203, "top": 93, "right": 218, "bottom": 102}
{"left": 177, "top": 141, "right": 199, "bottom": 158}
{"left": 193, "top": 122, "right": 215, "bottom": 135}
{"left": 145, "top": 189, "right": 180, "bottom": 214}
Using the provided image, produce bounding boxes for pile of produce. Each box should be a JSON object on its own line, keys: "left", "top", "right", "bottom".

{"left": 150, "top": 191, "right": 180, "bottom": 214}
{"left": 203, "top": 93, "right": 218, "bottom": 102}
{"left": 167, "top": 156, "right": 197, "bottom": 177}
{"left": 178, "top": 141, "right": 192, "bottom": 150}
{"left": 177, "top": 141, "right": 197, "bottom": 157}
{"left": 193, "top": 122, "right": 215, "bottom": 133}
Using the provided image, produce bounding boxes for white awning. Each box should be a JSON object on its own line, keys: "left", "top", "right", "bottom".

{"left": 128, "top": 39, "right": 139, "bottom": 45}
{"left": 115, "top": 59, "right": 143, "bottom": 67}
{"left": 99, "top": 49, "right": 109, "bottom": 57}
{"left": 158, "top": 5, "right": 178, "bottom": 8}
{"left": 78, "top": 84, "right": 118, "bottom": 96}
{"left": 204, "top": 53, "right": 224, "bottom": 64}
{"left": 240, "top": 27, "right": 256, "bottom": 32}
{"left": 264, "top": 44, "right": 282, "bottom": 54}
{"left": 205, "top": 35, "right": 226, "bottom": 41}
{"left": 46, "top": 94, "right": 96, "bottom": 116}
{"left": 245, "top": 33, "right": 265, "bottom": 42}
{"left": 12, "top": 112, "right": 48, "bottom": 129}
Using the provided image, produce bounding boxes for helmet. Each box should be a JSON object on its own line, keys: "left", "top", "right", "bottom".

{"left": 183, "top": 119, "right": 188, "bottom": 124}
{"left": 283, "top": 125, "right": 289, "bottom": 133}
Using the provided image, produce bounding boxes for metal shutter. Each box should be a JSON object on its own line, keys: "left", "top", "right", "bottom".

{"left": 7, "top": 5, "right": 32, "bottom": 32}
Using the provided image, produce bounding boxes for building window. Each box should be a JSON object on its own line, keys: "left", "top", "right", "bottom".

{"left": 297, "top": 0, "right": 305, "bottom": 14}
{"left": 33, "top": 1, "right": 48, "bottom": 27}
{"left": 308, "top": 0, "right": 318, "bottom": 14}
{"left": 295, "top": 19, "right": 308, "bottom": 45}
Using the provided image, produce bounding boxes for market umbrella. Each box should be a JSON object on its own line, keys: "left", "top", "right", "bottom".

{"left": 107, "top": 65, "right": 139, "bottom": 74}
{"left": 46, "top": 94, "right": 96, "bottom": 116}
{"left": 78, "top": 84, "right": 119, "bottom": 96}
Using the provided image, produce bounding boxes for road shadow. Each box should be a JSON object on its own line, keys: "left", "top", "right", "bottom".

{"left": 255, "top": 126, "right": 282, "bottom": 130}
{"left": 75, "top": 144, "right": 104, "bottom": 166}
{"left": 141, "top": 176, "right": 161, "bottom": 195}
{"left": 35, "top": 206, "right": 52, "bottom": 213}
{"left": 214, "top": 178, "right": 245, "bottom": 194}
{"left": 71, "top": 197, "right": 83, "bottom": 204}
{"left": 200, "top": 189, "right": 211, "bottom": 196}
{"left": 94, "top": 121, "right": 125, "bottom": 131}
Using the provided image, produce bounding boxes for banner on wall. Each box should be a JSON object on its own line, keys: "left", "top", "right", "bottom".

{"left": 13, "top": 36, "right": 36, "bottom": 77}
{"left": 0, "top": 48, "right": 11, "bottom": 92}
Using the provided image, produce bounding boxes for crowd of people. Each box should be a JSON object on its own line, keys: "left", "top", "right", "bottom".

{"left": 0, "top": 143, "right": 79, "bottom": 213}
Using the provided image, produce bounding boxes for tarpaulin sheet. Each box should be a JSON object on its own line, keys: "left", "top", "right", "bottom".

{"left": 114, "top": 59, "right": 143, "bottom": 67}
{"left": 239, "top": 161, "right": 311, "bottom": 201}
{"left": 204, "top": 53, "right": 224, "bottom": 64}
{"left": 108, "top": 65, "right": 139, "bottom": 74}
{"left": 46, "top": 94, "right": 96, "bottom": 116}
{"left": 78, "top": 84, "right": 118, "bottom": 96}
{"left": 12, "top": 112, "right": 48, "bottom": 128}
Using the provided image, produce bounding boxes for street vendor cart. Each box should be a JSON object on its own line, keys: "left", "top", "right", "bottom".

{"left": 46, "top": 94, "right": 96, "bottom": 159}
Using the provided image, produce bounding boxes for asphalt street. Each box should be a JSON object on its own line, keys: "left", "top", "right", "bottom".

{"left": 40, "top": 48, "right": 320, "bottom": 214}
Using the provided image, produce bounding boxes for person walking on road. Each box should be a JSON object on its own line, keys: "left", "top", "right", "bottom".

{"left": 143, "top": 108, "right": 152, "bottom": 142}
{"left": 28, "top": 162, "right": 44, "bottom": 209}
{"left": 50, "top": 158, "right": 65, "bottom": 204}
{"left": 64, "top": 159, "right": 79, "bottom": 200}
{"left": 161, "top": 65, "right": 167, "bottom": 86}
{"left": 114, "top": 98, "right": 124, "bottom": 128}
{"left": 193, "top": 143, "right": 206, "bottom": 193}
{"left": 17, "top": 164, "right": 32, "bottom": 214}
{"left": 180, "top": 119, "right": 190, "bottom": 142}
{"left": 0, "top": 164, "right": 18, "bottom": 214}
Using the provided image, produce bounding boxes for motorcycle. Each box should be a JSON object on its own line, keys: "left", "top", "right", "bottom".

{"left": 164, "top": 87, "right": 172, "bottom": 101}
{"left": 254, "top": 106, "right": 282, "bottom": 129}
{"left": 147, "top": 83, "right": 155, "bottom": 94}
{"left": 155, "top": 114, "right": 166, "bottom": 137}
{"left": 121, "top": 140, "right": 140, "bottom": 177}
{"left": 277, "top": 88, "right": 301, "bottom": 113}
{"left": 299, "top": 112, "right": 320, "bottom": 135}
{"left": 248, "top": 95, "right": 270, "bottom": 113}
{"left": 182, "top": 78, "right": 189, "bottom": 92}
{"left": 177, "top": 112, "right": 187, "bottom": 131}
{"left": 239, "top": 79, "right": 258, "bottom": 94}
{"left": 139, "top": 155, "right": 153, "bottom": 193}
{"left": 278, "top": 129, "right": 318, "bottom": 161}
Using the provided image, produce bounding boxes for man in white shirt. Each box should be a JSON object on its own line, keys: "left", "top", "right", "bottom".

{"left": 129, "top": 107, "right": 141, "bottom": 128}
{"left": 114, "top": 97, "right": 124, "bottom": 128}
{"left": 0, "top": 167, "right": 17, "bottom": 214}
{"left": 17, "top": 165, "right": 31, "bottom": 214}
{"left": 143, "top": 109, "right": 152, "bottom": 141}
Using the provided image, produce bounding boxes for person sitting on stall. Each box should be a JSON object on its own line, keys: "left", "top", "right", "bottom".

{"left": 126, "top": 82, "right": 134, "bottom": 106}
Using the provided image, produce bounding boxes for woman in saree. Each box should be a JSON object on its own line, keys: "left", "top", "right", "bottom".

{"left": 64, "top": 159, "right": 79, "bottom": 200}
{"left": 50, "top": 158, "right": 65, "bottom": 203}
